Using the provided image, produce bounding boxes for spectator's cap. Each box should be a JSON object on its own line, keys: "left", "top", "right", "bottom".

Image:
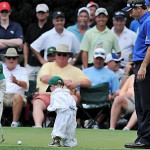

{"left": 1, "top": 48, "right": 23, "bottom": 63}
{"left": 78, "top": 7, "right": 90, "bottom": 17}
{"left": 95, "top": 8, "right": 108, "bottom": 17}
{"left": 122, "top": 2, "right": 145, "bottom": 12}
{"left": 53, "top": 44, "right": 73, "bottom": 57}
{"left": 0, "top": 63, "right": 5, "bottom": 80}
{"left": 93, "top": 48, "right": 106, "bottom": 59}
{"left": 52, "top": 11, "right": 65, "bottom": 19}
{"left": 0, "top": 2, "right": 11, "bottom": 11}
{"left": 113, "top": 11, "right": 126, "bottom": 20}
{"left": 46, "top": 76, "right": 64, "bottom": 92}
{"left": 47, "top": 47, "right": 56, "bottom": 55}
{"left": 145, "top": 0, "right": 150, "bottom": 6}
{"left": 105, "top": 53, "right": 123, "bottom": 63}
{"left": 86, "top": 1, "right": 99, "bottom": 9}
{"left": 36, "top": 4, "right": 49, "bottom": 12}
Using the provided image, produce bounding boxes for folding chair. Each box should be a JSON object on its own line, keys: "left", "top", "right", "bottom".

{"left": 80, "top": 82, "right": 111, "bottom": 128}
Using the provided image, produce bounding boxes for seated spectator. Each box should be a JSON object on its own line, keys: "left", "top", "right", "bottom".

{"left": 105, "top": 52, "right": 124, "bottom": 81}
{"left": 79, "top": 48, "right": 120, "bottom": 129}
{"left": 32, "top": 44, "right": 91, "bottom": 127}
{"left": 109, "top": 74, "right": 135, "bottom": 130}
{"left": 0, "top": 63, "right": 6, "bottom": 122}
{"left": 1, "top": 48, "right": 29, "bottom": 127}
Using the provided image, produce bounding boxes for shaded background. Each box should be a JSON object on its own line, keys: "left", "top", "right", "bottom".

{"left": 1, "top": 0, "right": 131, "bottom": 34}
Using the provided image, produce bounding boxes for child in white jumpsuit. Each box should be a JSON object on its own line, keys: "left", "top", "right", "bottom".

{"left": 0, "top": 63, "right": 6, "bottom": 124}
{"left": 46, "top": 76, "right": 77, "bottom": 147}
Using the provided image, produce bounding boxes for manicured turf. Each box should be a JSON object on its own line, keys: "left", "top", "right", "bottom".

{"left": 0, "top": 127, "right": 137, "bottom": 150}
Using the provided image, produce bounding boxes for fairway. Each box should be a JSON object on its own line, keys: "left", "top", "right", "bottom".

{"left": 0, "top": 127, "right": 137, "bottom": 150}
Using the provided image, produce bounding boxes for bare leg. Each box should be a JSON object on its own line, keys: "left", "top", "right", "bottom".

{"left": 33, "top": 99, "right": 47, "bottom": 126}
{"left": 12, "top": 94, "right": 24, "bottom": 122}
{"left": 124, "top": 111, "right": 137, "bottom": 130}
{"left": 110, "top": 96, "right": 128, "bottom": 129}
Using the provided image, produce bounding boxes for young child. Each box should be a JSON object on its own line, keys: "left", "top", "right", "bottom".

{"left": 0, "top": 63, "right": 6, "bottom": 123}
{"left": 46, "top": 76, "right": 77, "bottom": 147}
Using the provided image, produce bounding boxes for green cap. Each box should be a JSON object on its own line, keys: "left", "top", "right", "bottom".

{"left": 46, "top": 76, "right": 64, "bottom": 92}
{"left": 0, "top": 63, "right": 5, "bottom": 80}
{"left": 47, "top": 47, "right": 56, "bottom": 55}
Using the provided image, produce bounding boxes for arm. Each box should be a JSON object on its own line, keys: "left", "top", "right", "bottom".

{"left": 11, "top": 74, "right": 27, "bottom": 89}
{"left": 23, "top": 42, "right": 29, "bottom": 66}
{"left": 30, "top": 47, "right": 46, "bottom": 65}
{"left": 66, "top": 79, "right": 91, "bottom": 90}
{"left": 40, "top": 75, "right": 52, "bottom": 84}
{"left": 120, "top": 62, "right": 133, "bottom": 89}
{"left": 0, "top": 39, "right": 23, "bottom": 49}
{"left": 137, "top": 46, "right": 150, "bottom": 81}
{"left": 82, "top": 51, "right": 88, "bottom": 69}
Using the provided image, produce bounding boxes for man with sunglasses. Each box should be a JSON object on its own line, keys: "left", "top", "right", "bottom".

{"left": 122, "top": 0, "right": 150, "bottom": 149}
{"left": 23, "top": 3, "right": 53, "bottom": 81}
{"left": 105, "top": 53, "right": 124, "bottom": 82}
{"left": 32, "top": 44, "right": 91, "bottom": 127}
{"left": 81, "top": 48, "right": 119, "bottom": 129}
{"left": 0, "top": 2, "right": 23, "bottom": 57}
{"left": 1, "top": 48, "right": 29, "bottom": 127}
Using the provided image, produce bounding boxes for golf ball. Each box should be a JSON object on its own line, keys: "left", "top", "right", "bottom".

{"left": 17, "top": 141, "right": 22, "bottom": 145}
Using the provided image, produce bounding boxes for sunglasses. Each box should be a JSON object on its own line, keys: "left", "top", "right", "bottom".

{"left": 114, "top": 61, "right": 120, "bottom": 64}
{"left": 5, "top": 56, "right": 18, "bottom": 60}
{"left": 37, "top": 11, "right": 46, "bottom": 14}
{"left": 56, "top": 53, "right": 68, "bottom": 57}
{"left": 0, "top": 10, "right": 9, "bottom": 13}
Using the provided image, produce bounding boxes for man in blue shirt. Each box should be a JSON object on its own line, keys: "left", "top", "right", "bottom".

{"left": 67, "top": 7, "right": 90, "bottom": 67}
{"left": 0, "top": 2, "right": 23, "bottom": 56}
{"left": 82, "top": 48, "right": 119, "bottom": 129}
{"left": 122, "top": 0, "right": 150, "bottom": 149}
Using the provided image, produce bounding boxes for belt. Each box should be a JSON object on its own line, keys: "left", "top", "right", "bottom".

{"left": 133, "top": 60, "right": 143, "bottom": 65}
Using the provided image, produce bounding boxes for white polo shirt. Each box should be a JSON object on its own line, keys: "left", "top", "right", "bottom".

{"left": 3, "top": 64, "right": 29, "bottom": 95}
{"left": 111, "top": 26, "right": 136, "bottom": 67}
{"left": 30, "top": 27, "right": 80, "bottom": 60}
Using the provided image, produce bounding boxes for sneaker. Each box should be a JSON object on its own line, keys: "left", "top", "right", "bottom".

{"left": 48, "top": 140, "right": 61, "bottom": 147}
{"left": 117, "top": 118, "right": 128, "bottom": 126}
{"left": 123, "top": 127, "right": 130, "bottom": 131}
{"left": 11, "top": 122, "right": 19, "bottom": 127}
{"left": 91, "top": 123, "right": 99, "bottom": 129}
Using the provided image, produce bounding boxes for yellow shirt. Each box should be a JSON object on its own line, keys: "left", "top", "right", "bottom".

{"left": 36, "top": 61, "right": 90, "bottom": 94}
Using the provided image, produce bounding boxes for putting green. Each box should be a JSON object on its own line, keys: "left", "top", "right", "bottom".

{"left": 0, "top": 127, "right": 137, "bottom": 150}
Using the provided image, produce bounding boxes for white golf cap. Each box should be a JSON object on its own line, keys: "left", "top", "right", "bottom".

{"left": 78, "top": 7, "right": 90, "bottom": 17}
{"left": 93, "top": 48, "right": 106, "bottom": 59}
{"left": 36, "top": 4, "right": 49, "bottom": 13}
{"left": 95, "top": 8, "right": 108, "bottom": 17}
{"left": 105, "top": 53, "right": 123, "bottom": 63}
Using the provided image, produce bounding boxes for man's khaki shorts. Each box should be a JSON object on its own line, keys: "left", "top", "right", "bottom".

{"left": 3, "top": 93, "right": 27, "bottom": 107}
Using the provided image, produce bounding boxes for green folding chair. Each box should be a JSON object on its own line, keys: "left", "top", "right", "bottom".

{"left": 80, "top": 82, "right": 111, "bottom": 128}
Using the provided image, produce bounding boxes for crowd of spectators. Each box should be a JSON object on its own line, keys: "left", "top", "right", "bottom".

{"left": 0, "top": 1, "right": 138, "bottom": 131}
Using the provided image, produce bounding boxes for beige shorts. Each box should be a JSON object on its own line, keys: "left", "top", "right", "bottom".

{"left": 121, "top": 97, "right": 135, "bottom": 117}
{"left": 3, "top": 93, "right": 27, "bottom": 107}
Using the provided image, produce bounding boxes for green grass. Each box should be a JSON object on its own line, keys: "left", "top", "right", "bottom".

{"left": 0, "top": 127, "right": 137, "bottom": 150}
